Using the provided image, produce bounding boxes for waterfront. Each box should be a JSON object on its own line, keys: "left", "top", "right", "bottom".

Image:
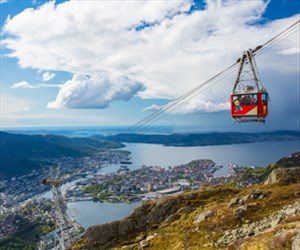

{"left": 66, "top": 140, "right": 299, "bottom": 228}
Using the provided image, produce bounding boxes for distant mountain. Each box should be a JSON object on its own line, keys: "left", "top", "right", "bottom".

{"left": 1, "top": 130, "right": 299, "bottom": 180}
{"left": 110, "top": 130, "right": 300, "bottom": 146}
{"left": 0, "top": 131, "right": 124, "bottom": 180}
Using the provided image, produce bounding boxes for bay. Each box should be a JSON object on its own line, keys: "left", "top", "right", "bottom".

{"left": 67, "top": 201, "right": 139, "bottom": 229}
{"left": 67, "top": 140, "right": 299, "bottom": 228}
{"left": 124, "top": 140, "right": 300, "bottom": 169}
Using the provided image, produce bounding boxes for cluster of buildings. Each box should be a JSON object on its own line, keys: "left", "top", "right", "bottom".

{"left": 0, "top": 149, "right": 130, "bottom": 243}
{"left": 0, "top": 150, "right": 130, "bottom": 214}
{"left": 0, "top": 216, "right": 18, "bottom": 239}
{"left": 77, "top": 159, "right": 225, "bottom": 202}
{"left": 0, "top": 198, "right": 54, "bottom": 240}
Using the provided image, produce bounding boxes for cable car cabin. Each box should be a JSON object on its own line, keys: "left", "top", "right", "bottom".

{"left": 231, "top": 47, "right": 269, "bottom": 123}
{"left": 230, "top": 92, "right": 268, "bottom": 123}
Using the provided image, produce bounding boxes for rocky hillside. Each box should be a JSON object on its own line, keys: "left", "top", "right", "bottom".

{"left": 72, "top": 152, "right": 300, "bottom": 250}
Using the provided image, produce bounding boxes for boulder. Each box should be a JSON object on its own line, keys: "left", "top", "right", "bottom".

{"left": 265, "top": 167, "right": 300, "bottom": 185}
{"left": 292, "top": 235, "right": 300, "bottom": 250}
{"left": 275, "top": 229, "right": 300, "bottom": 250}
{"left": 194, "top": 209, "right": 214, "bottom": 223}
{"left": 228, "top": 197, "right": 240, "bottom": 207}
{"left": 234, "top": 205, "right": 248, "bottom": 219}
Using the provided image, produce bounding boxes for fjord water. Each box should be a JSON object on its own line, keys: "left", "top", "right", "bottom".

{"left": 124, "top": 140, "right": 300, "bottom": 169}
{"left": 68, "top": 140, "right": 299, "bottom": 228}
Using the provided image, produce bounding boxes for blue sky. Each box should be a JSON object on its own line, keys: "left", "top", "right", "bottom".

{"left": 0, "top": 0, "right": 299, "bottom": 131}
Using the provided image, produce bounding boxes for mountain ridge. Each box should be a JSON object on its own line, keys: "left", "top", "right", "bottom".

{"left": 0, "top": 131, "right": 124, "bottom": 180}
{"left": 108, "top": 130, "right": 300, "bottom": 146}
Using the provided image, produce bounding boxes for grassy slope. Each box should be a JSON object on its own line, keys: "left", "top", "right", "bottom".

{"left": 112, "top": 183, "right": 300, "bottom": 250}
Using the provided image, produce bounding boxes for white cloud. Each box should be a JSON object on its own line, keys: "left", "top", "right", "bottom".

{"left": 171, "top": 98, "right": 230, "bottom": 114}
{"left": 12, "top": 81, "right": 36, "bottom": 89}
{"left": 11, "top": 80, "right": 62, "bottom": 89}
{"left": 144, "top": 96, "right": 229, "bottom": 114}
{"left": 47, "top": 74, "right": 145, "bottom": 109}
{"left": 0, "top": 0, "right": 9, "bottom": 4}
{"left": 143, "top": 104, "right": 162, "bottom": 112}
{"left": 2, "top": 0, "right": 300, "bottom": 112}
{"left": 41, "top": 71, "right": 56, "bottom": 81}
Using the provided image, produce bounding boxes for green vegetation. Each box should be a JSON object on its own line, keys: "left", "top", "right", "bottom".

{"left": 84, "top": 175, "right": 132, "bottom": 202}
{"left": 240, "top": 164, "right": 277, "bottom": 183}
{"left": 238, "top": 152, "right": 300, "bottom": 185}
{"left": 0, "top": 216, "right": 54, "bottom": 250}
{"left": 0, "top": 131, "right": 124, "bottom": 179}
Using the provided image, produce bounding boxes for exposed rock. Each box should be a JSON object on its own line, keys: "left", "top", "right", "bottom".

{"left": 145, "top": 233, "right": 157, "bottom": 242}
{"left": 164, "top": 213, "right": 181, "bottom": 223}
{"left": 230, "top": 190, "right": 269, "bottom": 209}
{"left": 234, "top": 205, "right": 249, "bottom": 219}
{"left": 249, "top": 190, "right": 267, "bottom": 199}
{"left": 239, "top": 194, "right": 250, "bottom": 204}
{"left": 120, "top": 243, "right": 139, "bottom": 249}
{"left": 139, "top": 241, "right": 150, "bottom": 248}
{"left": 293, "top": 234, "right": 300, "bottom": 250}
{"left": 217, "top": 199, "right": 300, "bottom": 247}
{"left": 240, "top": 190, "right": 268, "bottom": 203}
{"left": 265, "top": 167, "right": 300, "bottom": 185}
{"left": 228, "top": 197, "right": 240, "bottom": 207}
{"left": 272, "top": 229, "right": 300, "bottom": 250}
{"left": 177, "top": 207, "right": 195, "bottom": 214}
{"left": 194, "top": 209, "right": 214, "bottom": 223}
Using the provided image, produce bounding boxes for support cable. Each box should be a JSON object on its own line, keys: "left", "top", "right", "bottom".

{"left": 118, "top": 19, "right": 300, "bottom": 135}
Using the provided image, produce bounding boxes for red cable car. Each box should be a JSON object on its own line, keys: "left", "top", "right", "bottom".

{"left": 230, "top": 47, "right": 269, "bottom": 123}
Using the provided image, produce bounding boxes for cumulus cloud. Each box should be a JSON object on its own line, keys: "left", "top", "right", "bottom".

{"left": 11, "top": 80, "right": 62, "bottom": 89}
{"left": 172, "top": 98, "right": 230, "bottom": 114}
{"left": 144, "top": 97, "right": 229, "bottom": 114}
{"left": 41, "top": 71, "right": 56, "bottom": 81}
{"left": 2, "top": 0, "right": 300, "bottom": 112}
{"left": 47, "top": 74, "right": 145, "bottom": 109}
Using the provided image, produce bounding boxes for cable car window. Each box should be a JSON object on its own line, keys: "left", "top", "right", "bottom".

{"left": 250, "top": 94, "right": 257, "bottom": 105}
{"left": 240, "top": 95, "right": 245, "bottom": 105}
{"left": 262, "top": 93, "right": 269, "bottom": 104}
{"left": 233, "top": 96, "right": 242, "bottom": 111}
{"left": 243, "top": 94, "right": 257, "bottom": 106}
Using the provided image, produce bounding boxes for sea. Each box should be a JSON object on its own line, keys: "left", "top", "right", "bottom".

{"left": 6, "top": 126, "right": 300, "bottom": 228}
